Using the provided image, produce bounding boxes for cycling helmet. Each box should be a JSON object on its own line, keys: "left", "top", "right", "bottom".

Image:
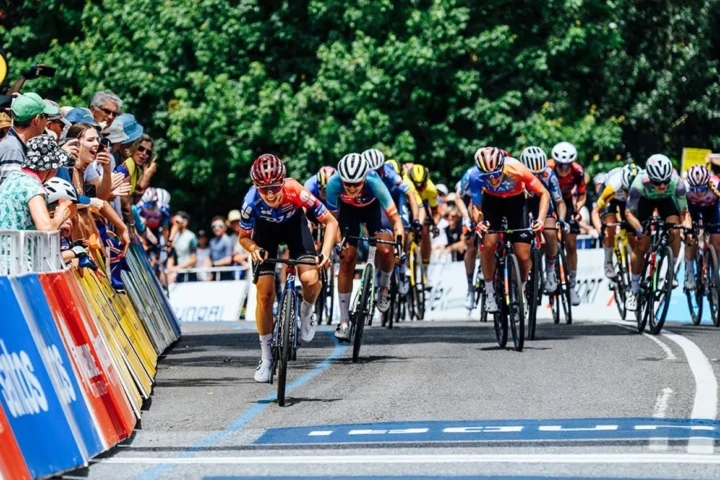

{"left": 386, "top": 159, "right": 401, "bottom": 174}
{"left": 142, "top": 187, "right": 158, "bottom": 204}
{"left": 552, "top": 142, "right": 577, "bottom": 164}
{"left": 402, "top": 162, "right": 414, "bottom": 174}
{"left": 686, "top": 164, "right": 711, "bottom": 188}
{"left": 362, "top": 148, "right": 385, "bottom": 170}
{"left": 316, "top": 166, "right": 336, "bottom": 187}
{"left": 44, "top": 178, "right": 79, "bottom": 204}
{"left": 593, "top": 173, "right": 608, "bottom": 186}
{"left": 520, "top": 146, "right": 547, "bottom": 173}
{"left": 337, "top": 153, "right": 369, "bottom": 183}
{"left": 250, "top": 153, "right": 286, "bottom": 186}
{"left": 474, "top": 147, "right": 505, "bottom": 173}
{"left": 436, "top": 183, "right": 449, "bottom": 196}
{"left": 620, "top": 163, "right": 640, "bottom": 190}
{"left": 409, "top": 164, "right": 429, "bottom": 189}
{"left": 156, "top": 188, "right": 171, "bottom": 207}
{"left": 645, "top": 154, "right": 673, "bottom": 183}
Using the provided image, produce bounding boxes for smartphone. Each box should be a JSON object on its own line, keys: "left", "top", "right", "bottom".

{"left": 98, "top": 137, "right": 111, "bottom": 153}
{"left": 0, "top": 95, "right": 13, "bottom": 109}
{"left": 38, "top": 66, "right": 56, "bottom": 78}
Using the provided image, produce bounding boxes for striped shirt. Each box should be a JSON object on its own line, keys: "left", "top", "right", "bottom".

{"left": 0, "top": 129, "right": 27, "bottom": 186}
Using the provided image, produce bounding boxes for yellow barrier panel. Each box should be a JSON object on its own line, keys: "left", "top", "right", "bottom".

{"left": 681, "top": 147, "right": 712, "bottom": 173}
{"left": 73, "top": 271, "right": 144, "bottom": 414}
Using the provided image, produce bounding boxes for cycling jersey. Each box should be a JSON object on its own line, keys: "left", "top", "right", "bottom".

{"left": 326, "top": 170, "right": 398, "bottom": 217}
{"left": 458, "top": 166, "right": 476, "bottom": 204}
{"left": 415, "top": 177, "right": 439, "bottom": 208}
{"left": 240, "top": 178, "right": 328, "bottom": 234}
{"left": 469, "top": 158, "right": 546, "bottom": 205}
{"left": 626, "top": 171, "right": 688, "bottom": 215}
{"left": 596, "top": 167, "right": 627, "bottom": 210}
{"left": 138, "top": 204, "right": 171, "bottom": 231}
{"left": 303, "top": 176, "right": 331, "bottom": 208}
{"left": 377, "top": 163, "right": 409, "bottom": 199}
{"left": 686, "top": 175, "right": 720, "bottom": 207}
{"left": 548, "top": 159, "right": 586, "bottom": 199}
{"left": 532, "top": 166, "right": 563, "bottom": 204}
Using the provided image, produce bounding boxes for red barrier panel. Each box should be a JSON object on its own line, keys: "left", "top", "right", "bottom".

{"left": 0, "top": 404, "right": 31, "bottom": 480}
{"left": 39, "top": 271, "right": 136, "bottom": 442}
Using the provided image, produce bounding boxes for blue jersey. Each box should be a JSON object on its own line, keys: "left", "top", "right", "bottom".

{"left": 377, "top": 164, "right": 409, "bottom": 202}
{"left": 533, "top": 166, "right": 563, "bottom": 204}
{"left": 303, "top": 175, "right": 330, "bottom": 208}
{"left": 326, "top": 170, "right": 398, "bottom": 215}
{"left": 458, "top": 166, "right": 477, "bottom": 204}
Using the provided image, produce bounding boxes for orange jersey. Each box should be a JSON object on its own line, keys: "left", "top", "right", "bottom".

{"left": 469, "top": 158, "right": 546, "bottom": 203}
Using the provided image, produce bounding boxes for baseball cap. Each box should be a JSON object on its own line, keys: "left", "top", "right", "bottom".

{"left": 228, "top": 209, "right": 242, "bottom": 222}
{"left": 65, "top": 107, "right": 100, "bottom": 127}
{"left": 44, "top": 100, "right": 71, "bottom": 128}
{"left": 0, "top": 113, "right": 11, "bottom": 129}
{"left": 117, "top": 114, "right": 143, "bottom": 144}
{"left": 11, "top": 93, "right": 59, "bottom": 122}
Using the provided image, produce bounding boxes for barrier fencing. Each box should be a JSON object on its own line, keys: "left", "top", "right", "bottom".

{"left": 0, "top": 230, "right": 180, "bottom": 479}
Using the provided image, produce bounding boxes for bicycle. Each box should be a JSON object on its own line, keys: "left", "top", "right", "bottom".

{"left": 251, "top": 253, "right": 320, "bottom": 406}
{"left": 340, "top": 231, "right": 403, "bottom": 362}
{"left": 548, "top": 223, "right": 573, "bottom": 325}
{"left": 635, "top": 216, "right": 686, "bottom": 335}
{"left": 483, "top": 219, "right": 528, "bottom": 352}
{"left": 407, "top": 230, "right": 426, "bottom": 321}
{"left": 604, "top": 222, "right": 632, "bottom": 321}
{"left": 685, "top": 217, "right": 720, "bottom": 327}
{"left": 526, "top": 229, "right": 546, "bottom": 340}
{"left": 381, "top": 264, "right": 401, "bottom": 329}
{"left": 312, "top": 225, "right": 336, "bottom": 325}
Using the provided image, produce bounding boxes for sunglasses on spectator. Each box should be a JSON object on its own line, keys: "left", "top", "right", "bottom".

{"left": 138, "top": 145, "right": 153, "bottom": 156}
{"left": 257, "top": 184, "right": 283, "bottom": 194}
{"left": 342, "top": 181, "right": 364, "bottom": 189}
{"left": 212, "top": 223, "right": 225, "bottom": 230}
{"left": 97, "top": 106, "right": 119, "bottom": 117}
{"left": 480, "top": 170, "right": 503, "bottom": 180}
{"left": 651, "top": 180, "right": 670, "bottom": 187}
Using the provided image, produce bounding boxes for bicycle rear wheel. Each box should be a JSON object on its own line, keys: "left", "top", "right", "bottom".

{"left": 382, "top": 271, "right": 398, "bottom": 329}
{"left": 636, "top": 253, "right": 651, "bottom": 333}
{"left": 612, "top": 247, "right": 628, "bottom": 320}
{"left": 492, "top": 265, "right": 508, "bottom": 348}
{"left": 687, "top": 254, "right": 704, "bottom": 326}
{"left": 353, "top": 265, "right": 373, "bottom": 363}
{"left": 277, "top": 291, "right": 295, "bottom": 407}
{"left": 315, "top": 268, "right": 327, "bottom": 325}
{"left": 414, "top": 250, "right": 426, "bottom": 320}
{"left": 558, "top": 248, "right": 573, "bottom": 324}
{"left": 507, "top": 254, "right": 525, "bottom": 351}
{"left": 648, "top": 246, "right": 673, "bottom": 335}
{"left": 527, "top": 248, "right": 541, "bottom": 340}
{"left": 707, "top": 247, "right": 720, "bottom": 327}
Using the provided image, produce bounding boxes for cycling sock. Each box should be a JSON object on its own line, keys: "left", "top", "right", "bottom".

{"left": 467, "top": 273, "right": 474, "bottom": 287}
{"left": 300, "top": 300, "right": 313, "bottom": 319}
{"left": 339, "top": 292, "right": 352, "bottom": 323}
{"left": 259, "top": 333, "right": 272, "bottom": 361}
{"left": 484, "top": 279, "right": 494, "bottom": 294}
{"left": 569, "top": 270, "right": 577, "bottom": 287}
{"left": 379, "top": 270, "right": 391, "bottom": 288}
{"left": 604, "top": 247, "right": 612, "bottom": 263}
{"left": 685, "top": 258, "right": 694, "bottom": 275}
{"left": 399, "top": 263, "right": 407, "bottom": 276}
{"left": 546, "top": 255, "right": 556, "bottom": 270}
{"left": 631, "top": 273, "right": 641, "bottom": 293}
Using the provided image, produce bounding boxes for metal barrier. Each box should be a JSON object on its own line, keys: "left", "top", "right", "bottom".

{"left": 0, "top": 230, "right": 64, "bottom": 276}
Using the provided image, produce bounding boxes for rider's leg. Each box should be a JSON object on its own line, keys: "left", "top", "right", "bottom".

{"left": 421, "top": 223, "right": 431, "bottom": 279}
{"left": 566, "top": 233, "right": 578, "bottom": 284}
{"left": 376, "top": 231, "right": 395, "bottom": 287}
{"left": 338, "top": 244, "right": 358, "bottom": 325}
{"left": 255, "top": 274, "right": 276, "bottom": 359}
{"left": 514, "top": 242, "right": 531, "bottom": 281}
{"left": 602, "top": 212, "right": 617, "bottom": 264}
{"left": 631, "top": 236, "right": 650, "bottom": 293}
{"left": 666, "top": 214, "right": 682, "bottom": 259}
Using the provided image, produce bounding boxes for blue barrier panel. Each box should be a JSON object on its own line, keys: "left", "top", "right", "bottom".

{"left": 0, "top": 276, "right": 86, "bottom": 478}
{"left": 666, "top": 263, "right": 711, "bottom": 324}
{"left": 11, "top": 274, "right": 105, "bottom": 458}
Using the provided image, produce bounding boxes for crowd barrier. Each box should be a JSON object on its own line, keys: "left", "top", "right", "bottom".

{"left": 0, "top": 231, "right": 180, "bottom": 479}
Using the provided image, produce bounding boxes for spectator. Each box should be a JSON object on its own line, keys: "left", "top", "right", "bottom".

{"left": 89, "top": 91, "right": 123, "bottom": 130}
{"left": 442, "top": 208, "right": 466, "bottom": 262}
{"left": 0, "top": 113, "right": 11, "bottom": 140}
{"left": 0, "top": 134, "right": 73, "bottom": 231}
{"left": 132, "top": 133, "right": 157, "bottom": 194}
{"left": 209, "top": 216, "right": 234, "bottom": 281}
{"left": 168, "top": 211, "right": 198, "bottom": 283}
{"left": 196, "top": 230, "right": 211, "bottom": 281}
{"left": 44, "top": 100, "right": 71, "bottom": 141}
{"left": 227, "top": 209, "right": 250, "bottom": 279}
{"left": 0, "top": 93, "right": 58, "bottom": 185}
{"left": 66, "top": 122, "right": 114, "bottom": 201}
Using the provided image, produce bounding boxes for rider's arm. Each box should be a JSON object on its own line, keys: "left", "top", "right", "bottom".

{"left": 368, "top": 171, "right": 405, "bottom": 244}
{"left": 625, "top": 181, "right": 643, "bottom": 232}
{"left": 522, "top": 166, "right": 551, "bottom": 220}
{"left": 238, "top": 190, "right": 261, "bottom": 256}
{"left": 318, "top": 212, "right": 339, "bottom": 260}
{"left": 453, "top": 194, "right": 472, "bottom": 225}
{"left": 424, "top": 179, "right": 439, "bottom": 209}
{"left": 405, "top": 186, "right": 420, "bottom": 220}
{"left": 675, "top": 178, "right": 692, "bottom": 228}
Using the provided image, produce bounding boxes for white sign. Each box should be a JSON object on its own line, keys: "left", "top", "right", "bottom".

{"left": 169, "top": 281, "right": 249, "bottom": 322}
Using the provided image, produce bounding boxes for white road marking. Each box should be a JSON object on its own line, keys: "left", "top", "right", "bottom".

{"left": 98, "top": 453, "right": 720, "bottom": 465}
{"left": 649, "top": 387, "right": 673, "bottom": 451}
{"left": 663, "top": 331, "right": 718, "bottom": 454}
{"left": 643, "top": 333, "right": 677, "bottom": 360}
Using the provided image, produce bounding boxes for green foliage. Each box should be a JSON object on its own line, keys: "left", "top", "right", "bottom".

{"left": 2, "top": 0, "right": 719, "bottom": 223}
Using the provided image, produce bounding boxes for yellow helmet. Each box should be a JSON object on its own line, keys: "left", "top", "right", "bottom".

{"left": 410, "top": 164, "right": 429, "bottom": 189}
{"left": 385, "top": 159, "right": 401, "bottom": 174}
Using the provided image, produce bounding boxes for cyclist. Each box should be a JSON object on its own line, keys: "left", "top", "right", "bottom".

{"left": 239, "top": 154, "right": 338, "bottom": 383}
{"left": 471, "top": 147, "right": 550, "bottom": 312}
{"left": 519, "top": 146, "right": 567, "bottom": 292}
{"left": 591, "top": 164, "right": 642, "bottom": 279}
{"left": 408, "top": 164, "right": 439, "bottom": 285}
{"left": 625, "top": 154, "right": 691, "bottom": 311}
{"left": 548, "top": 141, "right": 585, "bottom": 306}
{"left": 684, "top": 164, "right": 720, "bottom": 290}
{"left": 304, "top": 166, "right": 336, "bottom": 209}
{"left": 138, "top": 186, "right": 172, "bottom": 282}
{"left": 326, "top": 153, "right": 404, "bottom": 340}
{"left": 453, "top": 166, "right": 480, "bottom": 309}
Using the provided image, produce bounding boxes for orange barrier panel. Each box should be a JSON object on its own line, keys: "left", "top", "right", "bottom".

{"left": 0, "top": 404, "right": 31, "bottom": 480}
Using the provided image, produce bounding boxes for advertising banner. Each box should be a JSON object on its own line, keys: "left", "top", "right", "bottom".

{"left": 0, "top": 403, "right": 31, "bottom": 480}
{"left": 0, "top": 277, "right": 86, "bottom": 478}
{"left": 169, "top": 280, "right": 249, "bottom": 322}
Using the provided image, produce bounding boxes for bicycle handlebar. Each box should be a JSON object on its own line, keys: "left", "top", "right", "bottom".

{"left": 251, "top": 250, "right": 324, "bottom": 284}
{"left": 340, "top": 229, "right": 406, "bottom": 262}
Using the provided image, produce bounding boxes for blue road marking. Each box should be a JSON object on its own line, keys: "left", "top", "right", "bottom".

{"left": 254, "top": 418, "right": 720, "bottom": 445}
{"left": 137, "top": 327, "right": 348, "bottom": 480}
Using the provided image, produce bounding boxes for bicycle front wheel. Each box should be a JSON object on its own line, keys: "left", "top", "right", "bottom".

{"left": 648, "top": 246, "right": 673, "bottom": 335}
{"left": 315, "top": 268, "right": 327, "bottom": 325}
{"left": 277, "top": 291, "right": 295, "bottom": 407}
{"left": 707, "top": 246, "right": 720, "bottom": 327}
{"left": 687, "top": 254, "right": 703, "bottom": 326}
{"left": 527, "top": 248, "right": 541, "bottom": 340}
{"left": 353, "top": 264, "right": 374, "bottom": 363}
{"left": 613, "top": 247, "right": 628, "bottom": 320}
{"left": 414, "top": 251, "right": 426, "bottom": 320}
{"left": 558, "top": 248, "right": 573, "bottom": 325}
{"left": 507, "top": 254, "right": 525, "bottom": 351}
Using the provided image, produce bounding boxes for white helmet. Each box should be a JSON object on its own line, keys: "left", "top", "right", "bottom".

{"left": 156, "top": 188, "right": 171, "bottom": 207}
{"left": 646, "top": 154, "right": 673, "bottom": 183}
{"left": 520, "top": 146, "right": 547, "bottom": 173}
{"left": 44, "top": 178, "right": 79, "bottom": 204}
{"left": 337, "top": 153, "right": 369, "bottom": 183}
{"left": 620, "top": 164, "right": 641, "bottom": 190}
{"left": 552, "top": 142, "right": 577, "bottom": 164}
{"left": 361, "top": 148, "right": 385, "bottom": 170}
{"left": 686, "top": 165, "right": 711, "bottom": 188}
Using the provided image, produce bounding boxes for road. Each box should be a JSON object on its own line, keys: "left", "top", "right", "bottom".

{"left": 69, "top": 314, "right": 720, "bottom": 479}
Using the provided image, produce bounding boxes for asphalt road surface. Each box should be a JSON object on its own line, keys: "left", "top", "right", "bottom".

{"left": 68, "top": 313, "right": 720, "bottom": 480}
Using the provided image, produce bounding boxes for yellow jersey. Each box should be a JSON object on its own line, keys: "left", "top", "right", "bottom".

{"left": 404, "top": 175, "right": 438, "bottom": 208}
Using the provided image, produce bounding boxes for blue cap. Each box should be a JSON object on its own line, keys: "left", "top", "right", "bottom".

{"left": 65, "top": 108, "right": 100, "bottom": 127}
{"left": 117, "top": 114, "right": 143, "bottom": 144}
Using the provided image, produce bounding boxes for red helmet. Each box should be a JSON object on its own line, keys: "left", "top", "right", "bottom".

{"left": 250, "top": 154, "right": 286, "bottom": 186}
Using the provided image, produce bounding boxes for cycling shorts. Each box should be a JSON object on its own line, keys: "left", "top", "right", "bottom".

{"left": 339, "top": 200, "right": 391, "bottom": 247}
{"left": 252, "top": 209, "right": 316, "bottom": 277}
{"left": 382, "top": 194, "right": 410, "bottom": 231}
{"left": 528, "top": 195, "right": 555, "bottom": 220}
{"left": 481, "top": 192, "right": 532, "bottom": 244}
{"left": 689, "top": 203, "right": 720, "bottom": 234}
{"left": 601, "top": 198, "right": 627, "bottom": 220}
{"left": 634, "top": 196, "right": 680, "bottom": 223}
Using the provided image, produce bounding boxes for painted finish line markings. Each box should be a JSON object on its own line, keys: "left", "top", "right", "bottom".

{"left": 254, "top": 418, "right": 720, "bottom": 445}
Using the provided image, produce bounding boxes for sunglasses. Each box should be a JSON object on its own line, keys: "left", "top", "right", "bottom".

{"left": 481, "top": 170, "right": 503, "bottom": 180}
{"left": 97, "top": 106, "right": 119, "bottom": 117}
{"left": 651, "top": 180, "right": 670, "bottom": 187}
{"left": 690, "top": 185, "right": 709, "bottom": 193}
{"left": 212, "top": 223, "right": 225, "bottom": 230}
{"left": 342, "top": 181, "right": 364, "bottom": 189}
{"left": 138, "top": 145, "right": 153, "bottom": 156}
{"left": 556, "top": 163, "right": 572, "bottom": 170}
{"left": 257, "top": 184, "right": 283, "bottom": 194}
